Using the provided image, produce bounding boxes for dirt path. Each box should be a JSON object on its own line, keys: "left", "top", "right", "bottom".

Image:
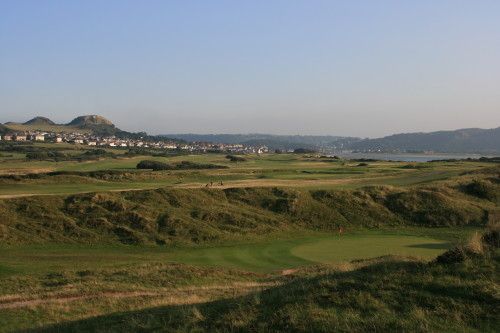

{"left": 0, "top": 167, "right": 55, "bottom": 175}
{"left": 0, "top": 282, "right": 278, "bottom": 309}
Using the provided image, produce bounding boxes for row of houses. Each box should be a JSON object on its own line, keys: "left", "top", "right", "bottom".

{"left": 1, "top": 131, "right": 269, "bottom": 154}
{"left": 1, "top": 133, "right": 46, "bottom": 141}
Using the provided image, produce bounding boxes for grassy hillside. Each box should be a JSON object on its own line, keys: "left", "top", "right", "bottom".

{"left": 3, "top": 115, "right": 114, "bottom": 134}
{"left": 4, "top": 123, "right": 92, "bottom": 134}
{"left": 1, "top": 177, "right": 497, "bottom": 246}
{"left": 0, "top": 152, "right": 498, "bottom": 332}
{"left": 4, "top": 229, "right": 498, "bottom": 333}
{"left": 0, "top": 124, "right": 11, "bottom": 134}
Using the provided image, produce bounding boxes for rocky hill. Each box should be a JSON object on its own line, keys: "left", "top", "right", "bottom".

{"left": 0, "top": 123, "right": 10, "bottom": 134}
{"left": 66, "top": 115, "right": 114, "bottom": 127}
{"left": 1, "top": 115, "right": 116, "bottom": 135}
{"left": 23, "top": 116, "right": 56, "bottom": 126}
{"left": 65, "top": 115, "right": 117, "bottom": 136}
{"left": 1, "top": 115, "right": 182, "bottom": 143}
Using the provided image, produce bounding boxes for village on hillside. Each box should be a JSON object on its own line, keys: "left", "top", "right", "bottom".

{"left": 0, "top": 130, "right": 269, "bottom": 154}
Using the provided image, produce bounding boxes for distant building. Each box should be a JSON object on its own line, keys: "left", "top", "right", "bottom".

{"left": 32, "top": 134, "right": 45, "bottom": 141}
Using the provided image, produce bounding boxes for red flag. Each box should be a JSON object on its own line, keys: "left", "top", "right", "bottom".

{"left": 339, "top": 228, "right": 343, "bottom": 233}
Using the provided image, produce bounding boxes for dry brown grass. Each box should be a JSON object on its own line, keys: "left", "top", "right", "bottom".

{"left": 464, "top": 232, "right": 484, "bottom": 255}
{"left": 293, "top": 162, "right": 330, "bottom": 166}
{"left": 0, "top": 281, "right": 281, "bottom": 310}
{"left": 0, "top": 167, "right": 55, "bottom": 175}
{"left": 5, "top": 123, "right": 92, "bottom": 134}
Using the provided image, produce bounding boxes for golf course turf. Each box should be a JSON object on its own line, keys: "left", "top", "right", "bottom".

{"left": 0, "top": 149, "right": 498, "bottom": 332}
{"left": 177, "top": 234, "right": 453, "bottom": 271}
{"left": 0, "top": 234, "right": 454, "bottom": 276}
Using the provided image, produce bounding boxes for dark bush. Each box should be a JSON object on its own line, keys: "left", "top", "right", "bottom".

{"left": 83, "top": 149, "right": 114, "bottom": 156}
{"left": 293, "top": 148, "right": 317, "bottom": 154}
{"left": 137, "top": 160, "right": 170, "bottom": 170}
{"left": 464, "top": 180, "right": 499, "bottom": 201}
{"left": 226, "top": 155, "right": 247, "bottom": 162}
{"left": 137, "top": 160, "right": 228, "bottom": 171}
{"left": 482, "top": 228, "right": 500, "bottom": 248}
{"left": 434, "top": 246, "right": 470, "bottom": 264}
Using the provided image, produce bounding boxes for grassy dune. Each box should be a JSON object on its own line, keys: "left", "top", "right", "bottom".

{"left": 0, "top": 149, "right": 498, "bottom": 332}
{"left": 1, "top": 235, "right": 497, "bottom": 333}
{"left": 1, "top": 181, "right": 495, "bottom": 246}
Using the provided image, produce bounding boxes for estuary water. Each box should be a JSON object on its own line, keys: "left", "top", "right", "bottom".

{"left": 334, "top": 153, "right": 498, "bottom": 162}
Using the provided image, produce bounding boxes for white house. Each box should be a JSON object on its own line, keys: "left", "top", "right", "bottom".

{"left": 33, "top": 134, "right": 45, "bottom": 141}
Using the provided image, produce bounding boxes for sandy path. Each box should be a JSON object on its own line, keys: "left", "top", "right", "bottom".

{"left": 0, "top": 167, "right": 55, "bottom": 175}
{"left": 0, "top": 282, "right": 278, "bottom": 309}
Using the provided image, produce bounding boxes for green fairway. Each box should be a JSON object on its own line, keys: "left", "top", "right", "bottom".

{"left": 0, "top": 234, "right": 453, "bottom": 277}
{"left": 180, "top": 235, "right": 452, "bottom": 271}
{"left": 0, "top": 151, "right": 493, "bottom": 197}
{"left": 177, "top": 239, "right": 315, "bottom": 271}
{"left": 291, "top": 235, "right": 453, "bottom": 263}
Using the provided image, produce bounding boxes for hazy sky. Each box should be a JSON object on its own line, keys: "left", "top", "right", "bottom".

{"left": 1, "top": 1, "right": 499, "bottom": 138}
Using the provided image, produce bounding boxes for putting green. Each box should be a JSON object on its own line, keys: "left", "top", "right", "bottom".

{"left": 291, "top": 235, "right": 453, "bottom": 263}
{"left": 0, "top": 235, "right": 454, "bottom": 276}
{"left": 177, "top": 235, "right": 453, "bottom": 271}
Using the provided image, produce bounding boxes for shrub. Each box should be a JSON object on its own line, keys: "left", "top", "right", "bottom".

{"left": 482, "top": 226, "right": 500, "bottom": 248}
{"left": 137, "top": 160, "right": 170, "bottom": 170}
{"left": 293, "top": 148, "right": 317, "bottom": 154}
{"left": 464, "top": 179, "right": 499, "bottom": 201}
{"left": 434, "top": 231, "right": 488, "bottom": 264}
{"left": 137, "top": 160, "right": 228, "bottom": 171}
{"left": 226, "top": 155, "right": 247, "bottom": 162}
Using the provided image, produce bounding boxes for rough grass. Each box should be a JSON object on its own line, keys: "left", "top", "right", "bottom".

{"left": 0, "top": 182, "right": 492, "bottom": 246}
{"left": 3, "top": 123, "right": 92, "bottom": 134}
{"left": 0, "top": 154, "right": 498, "bottom": 332}
{"left": 5, "top": 237, "right": 497, "bottom": 333}
{"left": 0, "top": 153, "right": 494, "bottom": 196}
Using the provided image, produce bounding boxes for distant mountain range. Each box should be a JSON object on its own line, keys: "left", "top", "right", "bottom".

{"left": 161, "top": 134, "right": 362, "bottom": 151}
{"left": 165, "top": 127, "right": 500, "bottom": 154}
{"left": 2, "top": 116, "right": 498, "bottom": 154}
{"left": 350, "top": 127, "right": 500, "bottom": 154}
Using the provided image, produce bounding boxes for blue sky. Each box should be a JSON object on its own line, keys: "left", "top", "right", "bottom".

{"left": 1, "top": 0, "right": 499, "bottom": 137}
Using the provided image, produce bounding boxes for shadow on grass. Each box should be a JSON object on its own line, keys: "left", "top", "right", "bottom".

{"left": 405, "top": 243, "right": 454, "bottom": 250}
{"left": 0, "top": 264, "right": 21, "bottom": 279}
{"left": 14, "top": 252, "right": 500, "bottom": 333}
{"left": 17, "top": 258, "right": 498, "bottom": 333}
